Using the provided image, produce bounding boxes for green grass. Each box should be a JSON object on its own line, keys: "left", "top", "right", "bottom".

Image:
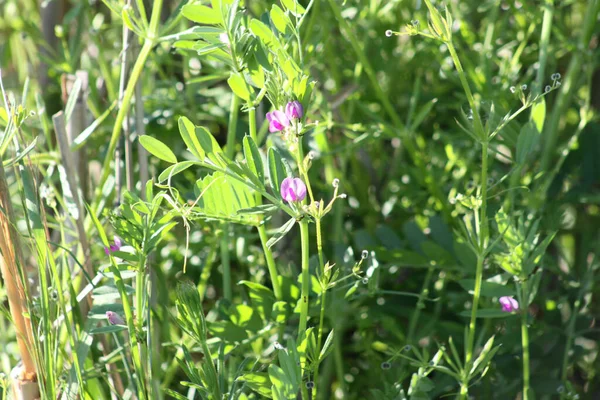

{"left": 0, "top": 0, "right": 599, "bottom": 399}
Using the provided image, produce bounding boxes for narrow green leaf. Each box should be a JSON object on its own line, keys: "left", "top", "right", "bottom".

{"left": 90, "top": 325, "right": 127, "bottom": 335}
{"left": 531, "top": 97, "right": 546, "bottom": 133}
{"left": 178, "top": 116, "right": 206, "bottom": 161}
{"left": 267, "top": 147, "right": 290, "bottom": 195}
{"left": 139, "top": 135, "right": 177, "bottom": 164}
{"left": 266, "top": 218, "right": 296, "bottom": 248}
{"left": 71, "top": 101, "right": 117, "bottom": 150}
{"left": 270, "top": 5, "right": 292, "bottom": 34}
{"left": 158, "top": 161, "right": 197, "bottom": 183}
{"left": 64, "top": 77, "right": 82, "bottom": 123}
{"left": 281, "top": 0, "right": 306, "bottom": 16}
{"left": 243, "top": 135, "right": 264, "bottom": 184}
{"left": 238, "top": 373, "right": 273, "bottom": 398}
{"left": 182, "top": 4, "right": 222, "bottom": 25}
{"left": 228, "top": 73, "right": 253, "bottom": 101}
{"left": 516, "top": 121, "right": 539, "bottom": 164}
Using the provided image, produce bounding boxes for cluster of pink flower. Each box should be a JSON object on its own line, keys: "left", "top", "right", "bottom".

{"left": 266, "top": 101, "right": 307, "bottom": 203}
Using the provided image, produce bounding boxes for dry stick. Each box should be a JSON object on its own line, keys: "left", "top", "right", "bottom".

{"left": 0, "top": 162, "right": 39, "bottom": 399}
{"left": 52, "top": 112, "right": 125, "bottom": 397}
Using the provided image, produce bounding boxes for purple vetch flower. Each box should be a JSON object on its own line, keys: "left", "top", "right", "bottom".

{"left": 499, "top": 296, "right": 519, "bottom": 313}
{"left": 104, "top": 236, "right": 123, "bottom": 255}
{"left": 266, "top": 110, "right": 290, "bottom": 133}
{"left": 280, "top": 177, "right": 307, "bottom": 203}
{"left": 285, "top": 101, "right": 303, "bottom": 120}
{"left": 106, "top": 311, "right": 125, "bottom": 325}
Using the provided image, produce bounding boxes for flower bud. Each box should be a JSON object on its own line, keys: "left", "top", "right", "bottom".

{"left": 266, "top": 110, "right": 290, "bottom": 133}
{"left": 285, "top": 101, "right": 303, "bottom": 120}
{"left": 499, "top": 296, "right": 519, "bottom": 312}
{"left": 280, "top": 177, "right": 307, "bottom": 203}
{"left": 106, "top": 311, "right": 125, "bottom": 325}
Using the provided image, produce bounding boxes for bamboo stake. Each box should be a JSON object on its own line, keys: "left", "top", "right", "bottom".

{"left": 0, "top": 162, "right": 39, "bottom": 399}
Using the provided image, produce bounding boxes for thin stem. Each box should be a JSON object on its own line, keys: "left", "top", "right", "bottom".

{"left": 313, "top": 217, "right": 326, "bottom": 397}
{"left": 221, "top": 94, "right": 241, "bottom": 301}
{"left": 92, "top": 0, "right": 163, "bottom": 209}
{"left": 258, "top": 225, "right": 283, "bottom": 300}
{"left": 249, "top": 106, "right": 282, "bottom": 301}
{"left": 444, "top": 34, "right": 490, "bottom": 400}
{"left": 221, "top": 226, "right": 232, "bottom": 301}
{"left": 298, "top": 220, "right": 310, "bottom": 337}
{"left": 520, "top": 281, "right": 530, "bottom": 400}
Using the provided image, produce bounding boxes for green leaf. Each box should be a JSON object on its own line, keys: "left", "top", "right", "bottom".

{"left": 269, "top": 364, "right": 295, "bottom": 400}
{"left": 516, "top": 121, "right": 539, "bottom": 164}
{"left": 158, "top": 161, "right": 197, "bottom": 183}
{"left": 181, "top": 4, "right": 222, "bottom": 25}
{"left": 237, "top": 204, "right": 278, "bottom": 215}
{"left": 193, "top": 172, "right": 260, "bottom": 225}
{"left": 195, "top": 126, "right": 227, "bottom": 167}
{"left": 281, "top": 0, "right": 306, "bottom": 16}
{"left": 207, "top": 321, "right": 248, "bottom": 342}
{"left": 458, "top": 279, "right": 514, "bottom": 298}
{"left": 239, "top": 281, "right": 275, "bottom": 321}
{"left": 230, "top": 304, "right": 263, "bottom": 331}
{"left": 531, "top": 97, "right": 545, "bottom": 133}
{"left": 228, "top": 73, "right": 253, "bottom": 101}
{"left": 320, "top": 329, "right": 335, "bottom": 361}
{"left": 470, "top": 335, "right": 500, "bottom": 376}
{"left": 238, "top": 373, "right": 273, "bottom": 398}
{"left": 270, "top": 5, "right": 292, "bottom": 34}
{"left": 243, "top": 135, "right": 264, "bottom": 184}
{"left": 458, "top": 309, "right": 516, "bottom": 319}
{"left": 64, "top": 77, "right": 82, "bottom": 123}
{"left": 250, "top": 19, "right": 281, "bottom": 50}
{"left": 89, "top": 325, "right": 127, "bottom": 335}
{"left": 266, "top": 218, "right": 296, "bottom": 248}
{"left": 71, "top": 101, "right": 117, "bottom": 150}
{"left": 267, "top": 147, "right": 291, "bottom": 195}
{"left": 139, "top": 135, "right": 177, "bottom": 164}
{"left": 248, "top": 55, "right": 265, "bottom": 88}
{"left": 178, "top": 116, "right": 206, "bottom": 161}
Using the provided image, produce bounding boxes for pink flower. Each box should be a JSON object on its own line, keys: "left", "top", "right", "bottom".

{"left": 285, "top": 101, "right": 303, "bottom": 120}
{"left": 280, "top": 177, "right": 307, "bottom": 202}
{"left": 266, "top": 110, "right": 290, "bottom": 133}
{"left": 104, "top": 236, "right": 123, "bottom": 255}
{"left": 499, "top": 296, "right": 519, "bottom": 312}
{"left": 106, "top": 311, "right": 125, "bottom": 325}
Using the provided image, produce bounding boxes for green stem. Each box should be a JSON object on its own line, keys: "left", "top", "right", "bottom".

{"left": 298, "top": 220, "right": 310, "bottom": 337}
{"left": 313, "top": 218, "right": 327, "bottom": 398}
{"left": 226, "top": 96, "right": 241, "bottom": 159}
{"left": 258, "top": 225, "right": 283, "bottom": 300}
{"left": 93, "top": 0, "right": 163, "bottom": 209}
{"left": 221, "top": 225, "right": 232, "bottom": 301}
{"left": 520, "top": 281, "right": 530, "bottom": 400}
{"left": 249, "top": 106, "right": 283, "bottom": 301}
{"left": 221, "top": 95, "right": 241, "bottom": 301}
{"left": 445, "top": 35, "right": 490, "bottom": 400}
